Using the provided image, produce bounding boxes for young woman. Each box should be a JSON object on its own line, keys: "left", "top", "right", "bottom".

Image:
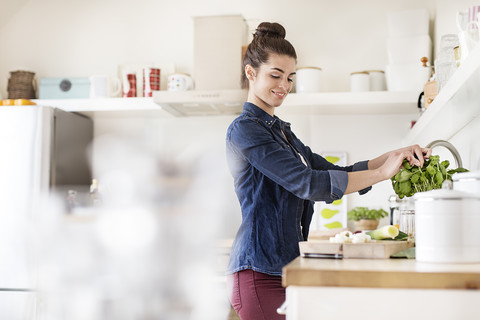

{"left": 225, "top": 22, "right": 431, "bottom": 320}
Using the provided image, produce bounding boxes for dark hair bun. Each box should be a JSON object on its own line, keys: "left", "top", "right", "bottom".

{"left": 254, "top": 22, "right": 286, "bottom": 39}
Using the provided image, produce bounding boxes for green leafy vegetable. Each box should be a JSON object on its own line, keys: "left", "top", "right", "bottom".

{"left": 393, "top": 231, "right": 409, "bottom": 241}
{"left": 391, "top": 155, "right": 469, "bottom": 199}
{"left": 347, "top": 207, "right": 388, "bottom": 221}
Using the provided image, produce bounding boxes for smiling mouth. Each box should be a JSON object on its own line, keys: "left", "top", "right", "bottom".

{"left": 272, "top": 90, "right": 287, "bottom": 98}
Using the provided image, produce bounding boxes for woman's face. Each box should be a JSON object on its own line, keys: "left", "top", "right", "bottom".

{"left": 247, "top": 53, "right": 296, "bottom": 115}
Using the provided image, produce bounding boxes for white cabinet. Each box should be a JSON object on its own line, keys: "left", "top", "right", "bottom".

{"left": 286, "top": 286, "right": 480, "bottom": 320}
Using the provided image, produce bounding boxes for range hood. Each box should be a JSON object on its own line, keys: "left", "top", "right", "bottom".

{"left": 153, "top": 90, "right": 247, "bottom": 117}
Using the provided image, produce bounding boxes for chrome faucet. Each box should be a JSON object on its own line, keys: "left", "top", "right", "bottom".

{"left": 426, "top": 140, "right": 463, "bottom": 168}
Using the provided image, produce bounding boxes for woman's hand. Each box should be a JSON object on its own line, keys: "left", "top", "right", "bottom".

{"left": 378, "top": 145, "right": 432, "bottom": 180}
{"left": 400, "top": 144, "right": 432, "bottom": 168}
{"left": 368, "top": 145, "right": 432, "bottom": 179}
{"left": 346, "top": 145, "right": 431, "bottom": 195}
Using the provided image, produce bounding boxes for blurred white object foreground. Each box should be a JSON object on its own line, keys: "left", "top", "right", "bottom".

{"left": 34, "top": 134, "right": 231, "bottom": 320}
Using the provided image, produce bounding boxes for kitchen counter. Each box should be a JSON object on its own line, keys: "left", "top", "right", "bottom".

{"left": 282, "top": 257, "right": 480, "bottom": 320}
{"left": 282, "top": 256, "right": 480, "bottom": 289}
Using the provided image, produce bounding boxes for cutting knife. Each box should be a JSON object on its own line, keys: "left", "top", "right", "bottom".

{"left": 301, "top": 242, "right": 344, "bottom": 259}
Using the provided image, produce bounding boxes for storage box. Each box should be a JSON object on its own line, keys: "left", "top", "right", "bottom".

{"left": 39, "top": 78, "right": 90, "bottom": 99}
{"left": 193, "top": 15, "right": 248, "bottom": 90}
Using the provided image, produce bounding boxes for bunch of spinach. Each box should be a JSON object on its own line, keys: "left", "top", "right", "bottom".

{"left": 391, "top": 155, "right": 469, "bottom": 199}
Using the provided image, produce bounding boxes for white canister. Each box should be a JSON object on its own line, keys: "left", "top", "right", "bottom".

{"left": 414, "top": 189, "right": 480, "bottom": 263}
{"left": 350, "top": 71, "right": 370, "bottom": 92}
{"left": 453, "top": 171, "right": 480, "bottom": 194}
{"left": 167, "top": 73, "right": 194, "bottom": 91}
{"left": 295, "top": 67, "right": 323, "bottom": 93}
{"left": 366, "top": 70, "right": 386, "bottom": 91}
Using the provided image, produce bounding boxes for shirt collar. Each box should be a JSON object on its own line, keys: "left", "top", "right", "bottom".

{"left": 243, "top": 102, "right": 290, "bottom": 129}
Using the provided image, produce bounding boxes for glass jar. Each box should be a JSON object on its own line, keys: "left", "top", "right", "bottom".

{"left": 435, "top": 34, "right": 460, "bottom": 92}
{"left": 399, "top": 210, "right": 415, "bottom": 243}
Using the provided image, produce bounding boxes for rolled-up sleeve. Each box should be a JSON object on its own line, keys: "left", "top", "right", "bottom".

{"left": 353, "top": 160, "right": 369, "bottom": 171}
{"left": 327, "top": 170, "right": 348, "bottom": 202}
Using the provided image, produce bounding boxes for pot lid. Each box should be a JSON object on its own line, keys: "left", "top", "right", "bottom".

{"left": 414, "top": 188, "right": 480, "bottom": 200}
{"left": 452, "top": 171, "right": 480, "bottom": 181}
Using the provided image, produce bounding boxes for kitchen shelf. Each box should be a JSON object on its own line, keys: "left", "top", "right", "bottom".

{"left": 32, "top": 90, "right": 420, "bottom": 117}
{"left": 403, "top": 43, "right": 480, "bottom": 146}
{"left": 32, "top": 97, "right": 173, "bottom": 118}
{"left": 281, "top": 91, "right": 420, "bottom": 115}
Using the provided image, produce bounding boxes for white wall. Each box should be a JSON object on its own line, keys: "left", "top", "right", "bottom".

{"left": 1, "top": 0, "right": 476, "bottom": 237}
{"left": 451, "top": 117, "right": 480, "bottom": 171}
{"left": 0, "top": 0, "right": 437, "bottom": 97}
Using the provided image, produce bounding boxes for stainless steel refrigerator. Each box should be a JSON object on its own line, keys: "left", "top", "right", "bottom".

{"left": 0, "top": 106, "right": 93, "bottom": 319}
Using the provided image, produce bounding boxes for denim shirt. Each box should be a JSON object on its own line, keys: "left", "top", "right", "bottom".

{"left": 225, "top": 102, "right": 371, "bottom": 276}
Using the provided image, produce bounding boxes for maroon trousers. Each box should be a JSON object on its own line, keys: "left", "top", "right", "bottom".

{"left": 227, "top": 269, "right": 286, "bottom": 320}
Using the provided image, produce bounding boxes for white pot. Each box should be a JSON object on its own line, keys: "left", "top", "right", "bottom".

{"left": 414, "top": 189, "right": 480, "bottom": 263}
{"left": 453, "top": 171, "right": 480, "bottom": 195}
{"left": 295, "top": 67, "right": 323, "bottom": 93}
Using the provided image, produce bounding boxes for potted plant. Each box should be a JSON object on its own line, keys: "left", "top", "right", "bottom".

{"left": 347, "top": 207, "right": 388, "bottom": 231}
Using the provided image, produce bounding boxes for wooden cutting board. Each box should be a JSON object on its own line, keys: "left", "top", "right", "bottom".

{"left": 299, "top": 240, "right": 414, "bottom": 259}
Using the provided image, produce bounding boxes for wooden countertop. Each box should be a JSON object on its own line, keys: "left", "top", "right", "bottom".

{"left": 282, "top": 257, "right": 480, "bottom": 290}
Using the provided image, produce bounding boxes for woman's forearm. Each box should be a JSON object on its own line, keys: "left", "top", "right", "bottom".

{"left": 345, "top": 169, "right": 384, "bottom": 194}
{"left": 367, "top": 153, "right": 389, "bottom": 170}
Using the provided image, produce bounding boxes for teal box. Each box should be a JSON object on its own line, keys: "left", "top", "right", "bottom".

{"left": 39, "top": 77, "right": 91, "bottom": 99}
